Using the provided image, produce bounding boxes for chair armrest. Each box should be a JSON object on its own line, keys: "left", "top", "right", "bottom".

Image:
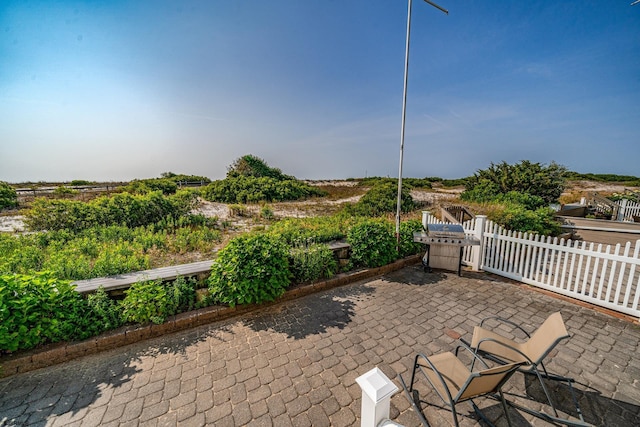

{"left": 414, "top": 353, "right": 457, "bottom": 404}
{"left": 475, "top": 337, "right": 534, "bottom": 367}
{"left": 479, "top": 316, "right": 532, "bottom": 339}
{"left": 455, "top": 339, "right": 490, "bottom": 369}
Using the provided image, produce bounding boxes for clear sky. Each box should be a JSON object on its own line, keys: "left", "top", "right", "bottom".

{"left": 1, "top": 0, "right": 639, "bottom": 183}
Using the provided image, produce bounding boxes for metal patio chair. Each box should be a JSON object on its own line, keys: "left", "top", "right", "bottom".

{"left": 399, "top": 345, "right": 525, "bottom": 427}
{"left": 464, "top": 311, "right": 589, "bottom": 426}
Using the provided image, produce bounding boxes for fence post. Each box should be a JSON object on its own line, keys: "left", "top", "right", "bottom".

{"left": 471, "top": 215, "right": 487, "bottom": 271}
{"left": 421, "top": 211, "right": 431, "bottom": 229}
{"left": 618, "top": 199, "right": 628, "bottom": 221}
{"left": 355, "top": 367, "right": 400, "bottom": 427}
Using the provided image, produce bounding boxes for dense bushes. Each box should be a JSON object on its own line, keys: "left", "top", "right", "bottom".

{"left": 347, "top": 219, "right": 397, "bottom": 268}
{"left": 24, "top": 190, "right": 197, "bottom": 232}
{"left": 227, "top": 154, "right": 294, "bottom": 181}
{"left": 267, "top": 215, "right": 353, "bottom": 244}
{"left": 463, "top": 160, "right": 566, "bottom": 205}
{"left": 460, "top": 161, "right": 566, "bottom": 235}
{"left": 208, "top": 233, "right": 291, "bottom": 306}
{"left": 0, "top": 273, "right": 96, "bottom": 352}
{"left": 488, "top": 204, "right": 561, "bottom": 236}
{"left": 121, "top": 277, "right": 198, "bottom": 324}
{"left": 0, "top": 222, "right": 221, "bottom": 280}
{"left": 0, "top": 273, "right": 201, "bottom": 353}
{"left": 344, "top": 182, "right": 414, "bottom": 217}
{"left": 203, "top": 176, "right": 325, "bottom": 203}
{"left": 290, "top": 243, "right": 337, "bottom": 284}
{"left": 0, "top": 181, "right": 18, "bottom": 210}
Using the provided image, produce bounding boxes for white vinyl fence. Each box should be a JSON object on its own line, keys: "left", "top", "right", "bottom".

{"left": 618, "top": 199, "right": 640, "bottom": 222}
{"left": 422, "top": 212, "right": 640, "bottom": 319}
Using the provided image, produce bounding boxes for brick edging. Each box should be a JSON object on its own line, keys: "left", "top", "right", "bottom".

{"left": 0, "top": 254, "right": 423, "bottom": 379}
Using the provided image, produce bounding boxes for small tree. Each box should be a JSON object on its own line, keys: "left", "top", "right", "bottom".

{"left": 226, "top": 154, "right": 294, "bottom": 181}
{"left": 462, "top": 160, "right": 567, "bottom": 204}
{"left": 0, "top": 181, "right": 18, "bottom": 210}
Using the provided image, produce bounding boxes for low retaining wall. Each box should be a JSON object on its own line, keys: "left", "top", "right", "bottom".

{"left": 0, "top": 254, "right": 422, "bottom": 379}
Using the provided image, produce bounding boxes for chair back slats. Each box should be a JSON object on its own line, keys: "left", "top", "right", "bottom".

{"left": 522, "top": 312, "right": 569, "bottom": 365}
{"left": 456, "top": 362, "right": 523, "bottom": 402}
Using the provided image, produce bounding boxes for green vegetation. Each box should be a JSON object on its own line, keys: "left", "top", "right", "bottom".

{"left": 463, "top": 160, "right": 566, "bottom": 204}
{"left": 345, "top": 181, "right": 414, "bottom": 217}
{"left": 566, "top": 172, "right": 640, "bottom": 185}
{"left": 398, "top": 219, "right": 425, "bottom": 258}
{"left": 461, "top": 161, "right": 566, "bottom": 235}
{"left": 202, "top": 155, "right": 325, "bottom": 203}
{"left": 203, "top": 175, "right": 325, "bottom": 203}
{"left": 0, "top": 181, "right": 18, "bottom": 210}
{"left": 24, "top": 190, "right": 197, "bottom": 232}
{"left": 347, "top": 219, "right": 397, "bottom": 268}
{"left": 208, "top": 233, "right": 291, "bottom": 307}
{"left": 121, "top": 277, "right": 198, "bottom": 324}
{"left": 0, "top": 221, "right": 221, "bottom": 280}
{"left": 0, "top": 273, "right": 202, "bottom": 353}
{"left": 267, "top": 215, "right": 353, "bottom": 244}
{"left": 227, "top": 154, "right": 294, "bottom": 181}
{"left": 0, "top": 273, "right": 97, "bottom": 352}
{"left": 289, "top": 243, "right": 337, "bottom": 284}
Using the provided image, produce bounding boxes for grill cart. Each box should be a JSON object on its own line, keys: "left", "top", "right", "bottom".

{"left": 413, "top": 224, "right": 480, "bottom": 275}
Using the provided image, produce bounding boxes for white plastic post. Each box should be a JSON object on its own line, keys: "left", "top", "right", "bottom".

{"left": 356, "top": 367, "right": 400, "bottom": 427}
{"left": 421, "top": 211, "right": 431, "bottom": 229}
{"left": 471, "top": 215, "right": 487, "bottom": 271}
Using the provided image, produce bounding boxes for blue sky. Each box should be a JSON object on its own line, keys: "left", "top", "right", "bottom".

{"left": 1, "top": 0, "right": 639, "bottom": 183}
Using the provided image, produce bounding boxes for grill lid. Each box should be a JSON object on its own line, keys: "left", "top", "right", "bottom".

{"left": 426, "top": 223, "right": 466, "bottom": 238}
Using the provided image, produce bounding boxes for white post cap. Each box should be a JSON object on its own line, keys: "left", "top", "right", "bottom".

{"left": 356, "top": 367, "right": 399, "bottom": 403}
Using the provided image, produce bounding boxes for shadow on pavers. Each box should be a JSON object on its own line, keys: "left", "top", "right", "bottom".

{"left": 0, "top": 323, "right": 233, "bottom": 427}
{"left": 383, "top": 264, "right": 448, "bottom": 286}
{"left": 519, "top": 373, "right": 640, "bottom": 427}
{"left": 244, "top": 282, "right": 376, "bottom": 339}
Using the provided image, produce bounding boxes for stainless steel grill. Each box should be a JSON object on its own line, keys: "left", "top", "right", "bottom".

{"left": 413, "top": 224, "right": 480, "bottom": 275}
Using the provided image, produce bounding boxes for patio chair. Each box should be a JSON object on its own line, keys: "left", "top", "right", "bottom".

{"left": 398, "top": 345, "right": 525, "bottom": 427}
{"left": 465, "top": 312, "right": 588, "bottom": 426}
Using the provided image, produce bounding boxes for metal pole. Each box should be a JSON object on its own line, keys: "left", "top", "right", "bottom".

{"left": 395, "top": 0, "right": 448, "bottom": 247}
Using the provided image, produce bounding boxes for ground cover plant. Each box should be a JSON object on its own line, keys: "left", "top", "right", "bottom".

{"left": 0, "top": 181, "right": 18, "bottom": 210}
{"left": 0, "top": 220, "right": 221, "bottom": 280}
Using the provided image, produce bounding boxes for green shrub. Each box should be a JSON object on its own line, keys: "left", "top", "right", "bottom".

{"left": 345, "top": 182, "right": 414, "bottom": 217}
{"left": 398, "top": 219, "right": 425, "bottom": 258}
{"left": 267, "top": 215, "right": 352, "bottom": 244}
{"left": 87, "top": 287, "right": 124, "bottom": 332}
{"left": 490, "top": 204, "right": 561, "bottom": 236}
{"left": 260, "top": 204, "right": 274, "bottom": 220}
{"left": 203, "top": 176, "right": 325, "bottom": 203}
{"left": 208, "top": 233, "right": 290, "bottom": 306}
{"left": 121, "top": 279, "right": 179, "bottom": 324}
{"left": 226, "top": 154, "right": 294, "bottom": 181}
{"left": 0, "top": 181, "right": 18, "bottom": 210}
{"left": 53, "top": 186, "right": 79, "bottom": 197}
{"left": 124, "top": 178, "right": 178, "bottom": 195}
{"left": 0, "top": 272, "right": 94, "bottom": 352}
{"left": 347, "top": 219, "right": 397, "bottom": 268}
{"left": 463, "top": 160, "right": 567, "bottom": 204}
{"left": 290, "top": 243, "right": 337, "bottom": 284}
{"left": 24, "top": 190, "right": 196, "bottom": 232}
{"left": 494, "top": 191, "right": 546, "bottom": 210}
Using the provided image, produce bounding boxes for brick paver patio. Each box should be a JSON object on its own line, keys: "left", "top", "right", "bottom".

{"left": 1, "top": 264, "right": 639, "bottom": 426}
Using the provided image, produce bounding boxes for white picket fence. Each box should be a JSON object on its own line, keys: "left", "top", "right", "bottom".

{"left": 618, "top": 198, "right": 640, "bottom": 222}
{"left": 422, "top": 212, "right": 640, "bottom": 319}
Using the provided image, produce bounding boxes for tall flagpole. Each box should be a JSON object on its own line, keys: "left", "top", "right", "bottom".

{"left": 395, "top": 0, "right": 448, "bottom": 246}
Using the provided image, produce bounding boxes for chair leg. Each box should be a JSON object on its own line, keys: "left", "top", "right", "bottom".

{"left": 530, "top": 366, "right": 560, "bottom": 417}
{"left": 499, "top": 390, "right": 514, "bottom": 427}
